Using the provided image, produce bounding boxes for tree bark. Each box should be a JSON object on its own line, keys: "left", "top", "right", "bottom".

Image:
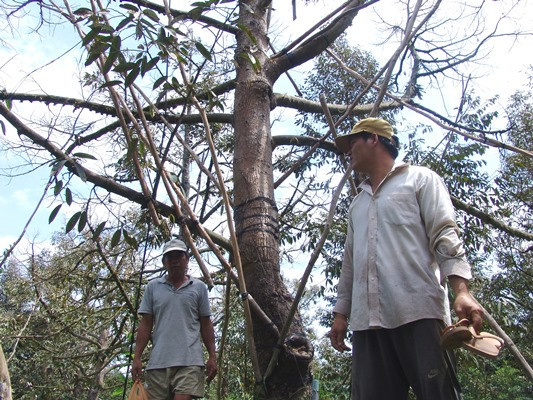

{"left": 233, "top": 1, "right": 313, "bottom": 398}
{"left": 0, "top": 344, "right": 12, "bottom": 400}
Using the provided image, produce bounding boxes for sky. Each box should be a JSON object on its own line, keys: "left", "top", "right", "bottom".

{"left": 0, "top": 0, "right": 532, "bottom": 266}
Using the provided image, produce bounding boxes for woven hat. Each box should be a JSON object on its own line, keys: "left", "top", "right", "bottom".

{"left": 162, "top": 238, "right": 188, "bottom": 255}
{"left": 335, "top": 118, "right": 394, "bottom": 153}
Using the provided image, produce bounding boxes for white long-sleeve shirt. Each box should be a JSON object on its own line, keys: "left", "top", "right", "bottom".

{"left": 333, "top": 162, "right": 472, "bottom": 331}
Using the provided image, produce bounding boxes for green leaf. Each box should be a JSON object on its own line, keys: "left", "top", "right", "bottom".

{"left": 110, "top": 229, "right": 122, "bottom": 248}
{"left": 65, "top": 188, "right": 72, "bottom": 206}
{"left": 73, "top": 7, "right": 92, "bottom": 16}
{"left": 116, "top": 15, "right": 134, "bottom": 31}
{"left": 66, "top": 211, "right": 81, "bottom": 233}
{"left": 195, "top": 41, "right": 212, "bottom": 61}
{"left": 141, "top": 56, "right": 160, "bottom": 76}
{"left": 85, "top": 48, "right": 101, "bottom": 67}
{"left": 82, "top": 28, "right": 99, "bottom": 46}
{"left": 48, "top": 205, "right": 62, "bottom": 224}
{"left": 168, "top": 172, "right": 178, "bottom": 183}
{"left": 53, "top": 180, "right": 63, "bottom": 196}
{"left": 237, "top": 23, "right": 258, "bottom": 46}
{"left": 153, "top": 76, "right": 166, "bottom": 90}
{"left": 77, "top": 210, "right": 87, "bottom": 232}
{"left": 73, "top": 152, "right": 98, "bottom": 160}
{"left": 119, "top": 4, "right": 139, "bottom": 12}
{"left": 123, "top": 230, "right": 139, "bottom": 250}
{"left": 50, "top": 159, "right": 67, "bottom": 176}
{"left": 93, "top": 221, "right": 106, "bottom": 240}
{"left": 126, "top": 133, "right": 137, "bottom": 160}
{"left": 124, "top": 65, "right": 140, "bottom": 87}
{"left": 142, "top": 9, "right": 160, "bottom": 22}
{"left": 113, "top": 61, "right": 137, "bottom": 73}
{"left": 102, "top": 35, "right": 121, "bottom": 74}
{"left": 99, "top": 80, "right": 122, "bottom": 88}
{"left": 73, "top": 161, "right": 87, "bottom": 182}
{"left": 240, "top": 51, "right": 261, "bottom": 73}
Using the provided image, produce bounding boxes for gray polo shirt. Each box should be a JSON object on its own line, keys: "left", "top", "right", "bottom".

{"left": 138, "top": 276, "right": 211, "bottom": 369}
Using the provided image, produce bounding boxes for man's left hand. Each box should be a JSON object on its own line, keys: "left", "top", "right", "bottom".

{"left": 453, "top": 291, "right": 483, "bottom": 333}
{"left": 449, "top": 275, "right": 484, "bottom": 333}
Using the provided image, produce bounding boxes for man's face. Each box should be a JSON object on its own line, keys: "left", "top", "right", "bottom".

{"left": 163, "top": 250, "right": 189, "bottom": 274}
{"left": 348, "top": 134, "right": 371, "bottom": 172}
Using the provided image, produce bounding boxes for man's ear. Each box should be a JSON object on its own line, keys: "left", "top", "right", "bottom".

{"left": 371, "top": 133, "right": 379, "bottom": 144}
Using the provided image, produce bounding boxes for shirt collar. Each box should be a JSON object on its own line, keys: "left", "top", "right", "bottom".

{"left": 358, "top": 160, "right": 410, "bottom": 192}
{"left": 157, "top": 275, "right": 194, "bottom": 286}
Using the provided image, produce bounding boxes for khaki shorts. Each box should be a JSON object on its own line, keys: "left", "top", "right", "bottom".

{"left": 145, "top": 366, "right": 205, "bottom": 399}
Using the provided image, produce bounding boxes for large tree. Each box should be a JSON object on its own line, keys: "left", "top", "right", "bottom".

{"left": 1, "top": 0, "right": 532, "bottom": 398}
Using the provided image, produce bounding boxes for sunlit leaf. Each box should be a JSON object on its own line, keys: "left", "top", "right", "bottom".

{"left": 50, "top": 159, "right": 67, "bottom": 176}
{"left": 77, "top": 210, "right": 87, "bottom": 232}
{"left": 195, "top": 41, "right": 212, "bottom": 61}
{"left": 73, "top": 161, "right": 87, "bottom": 182}
{"left": 73, "top": 152, "right": 98, "bottom": 160}
{"left": 142, "top": 9, "right": 160, "bottom": 22}
{"left": 237, "top": 23, "right": 258, "bottom": 46}
{"left": 119, "top": 4, "right": 139, "bottom": 12}
{"left": 123, "top": 230, "right": 138, "bottom": 250}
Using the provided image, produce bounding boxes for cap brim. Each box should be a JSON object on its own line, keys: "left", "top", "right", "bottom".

{"left": 163, "top": 246, "right": 187, "bottom": 255}
{"left": 335, "top": 132, "right": 358, "bottom": 154}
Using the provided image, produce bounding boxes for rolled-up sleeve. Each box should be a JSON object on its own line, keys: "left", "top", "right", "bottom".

{"left": 417, "top": 171, "right": 472, "bottom": 281}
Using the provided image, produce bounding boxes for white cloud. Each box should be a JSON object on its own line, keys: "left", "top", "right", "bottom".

{"left": 12, "top": 189, "right": 32, "bottom": 209}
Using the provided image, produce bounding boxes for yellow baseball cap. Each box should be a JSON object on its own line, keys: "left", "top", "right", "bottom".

{"left": 335, "top": 118, "right": 394, "bottom": 153}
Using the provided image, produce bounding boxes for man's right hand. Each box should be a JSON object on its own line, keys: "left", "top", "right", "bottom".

{"left": 329, "top": 313, "right": 351, "bottom": 352}
{"left": 131, "top": 357, "right": 143, "bottom": 381}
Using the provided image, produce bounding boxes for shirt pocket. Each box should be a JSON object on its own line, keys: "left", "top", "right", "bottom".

{"left": 381, "top": 193, "right": 419, "bottom": 225}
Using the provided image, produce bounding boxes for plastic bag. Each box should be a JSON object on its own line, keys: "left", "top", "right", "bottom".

{"left": 128, "top": 380, "right": 149, "bottom": 400}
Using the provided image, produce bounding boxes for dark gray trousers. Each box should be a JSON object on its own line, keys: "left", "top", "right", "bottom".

{"left": 351, "top": 319, "right": 462, "bottom": 400}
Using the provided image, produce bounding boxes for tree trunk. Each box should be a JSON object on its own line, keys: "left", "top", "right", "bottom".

{"left": 233, "top": 2, "right": 313, "bottom": 398}
{"left": 0, "top": 344, "right": 13, "bottom": 400}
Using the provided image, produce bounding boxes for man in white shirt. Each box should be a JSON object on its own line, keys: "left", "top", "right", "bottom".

{"left": 329, "top": 118, "right": 482, "bottom": 400}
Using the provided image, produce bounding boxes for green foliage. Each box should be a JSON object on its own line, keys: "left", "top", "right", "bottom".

{"left": 298, "top": 35, "right": 382, "bottom": 134}
{"left": 0, "top": 214, "right": 163, "bottom": 398}
{"left": 458, "top": 359, "right": 532, "bottom": 400}
{"left": 207, "top": 284, "right": 255, "bottom": 399}
{"left": 312, "top": 337, "right": 351, "bottom": 400}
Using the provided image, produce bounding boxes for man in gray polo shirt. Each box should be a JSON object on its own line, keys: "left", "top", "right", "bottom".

{"left": 132, "top": 238, "right": 217, "bottom": 399}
